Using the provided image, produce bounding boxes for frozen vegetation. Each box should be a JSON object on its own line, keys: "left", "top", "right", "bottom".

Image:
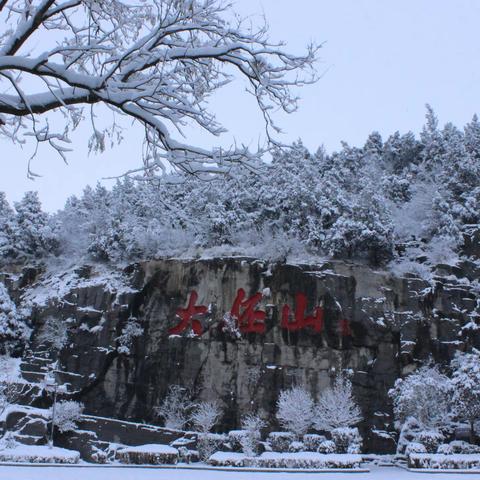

{"left": 0, "top": 107, "right": 478, "bottom": 272}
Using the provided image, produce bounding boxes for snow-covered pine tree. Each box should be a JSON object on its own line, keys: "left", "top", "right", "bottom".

{"left": 0, "top": 192, "right": 16, "bottom": 260}
{"left": 0, "top": 282, "right": 30, "bottom": 353}
{"left": 12, "top": 192, "right": 57, "bottom": 259}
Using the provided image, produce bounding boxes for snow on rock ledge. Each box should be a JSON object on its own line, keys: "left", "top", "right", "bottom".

{"left": 0, "top": 445, "right": 80, "bottom": 464}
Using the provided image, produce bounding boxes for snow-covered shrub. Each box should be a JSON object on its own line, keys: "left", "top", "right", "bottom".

{"left": 267, "top": 431, "right": 295, "bottom": 452}
{"left": 437, "top": 443, "right": 453, "bottom": 455}
{"left": 396, "top": 416, "right": 422, "bottom": 455}
{"left": 288, "top": 441, "right": 304, "bottom": 452}
{"left": 197, "top": 433, "right": 227, "bottom": 461}
{"left": 331, "top": 427, "right": 362, "bottom": 454}
{"left": 53, "top": 400, "right": 84, "bottom": 433}
{"left": 228, "top": 430, "right": 249, "bottom": 452}
{"left": 191, "top": 401, "right": 222, "bottom": 433}
{"left": 177, "top": 447, "right": 199, "bottom": 464}
{"left": 0, "top": 282, "right": 30, "bottom": 353}
{"left": 405, "top": 442, "right": 427, "bottom": 455}
{"left": 303, "top": 433, "right": 326, "bottom": 452}
{"left": 389, "top": 366, "right": 451, "bottom": 432}
{"left": 116, "top": 317, "right": 143, "bottom": 355}
{"left": 276, "top": 385, "right": 315, "bottom": 438}
{"left": 0, "top": 445, "right": 80, "bottom": 464}
{"left": 154, "top": 385, "right": 193, "bottom": 430}
{"left": 347, "top": 443, "right": 361, "bottom": 454}
{"left": 239, "top": 413, "right": 265, "bottom": 456}
{"left": 90, "top": 445, "right": 108, "bottom": 464}
{"left": 253, "top": 452, "right": 363, "bottom": 469}
{"left": 207, "top": 451, "right": 247, "bottom": 467}
{"left": 317, "top": 440, "right": 336, "bottom": 454}
{"left": 37, "top": 317, "right": 68, "bottom": 351}
{"left": 417, "top": 430, "right": 444, "bottom": 453}
{"left": 449, "top": 440, "right": 480, "bottom": 454}
{"left": 116, "top": 444, "right": 179, "bottom": 465}
{"left": 408, "top": 453, "right": 480, "bottom": 470}
{"left": 450, "top": 349, "right": 480, "bottom": 443}
{"left": 314, "top": 374, "right": 362, "bottom": 432}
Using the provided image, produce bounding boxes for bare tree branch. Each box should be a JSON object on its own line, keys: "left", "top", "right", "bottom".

{"left": 0, "top": 0, "right": 319, "bottom": 175}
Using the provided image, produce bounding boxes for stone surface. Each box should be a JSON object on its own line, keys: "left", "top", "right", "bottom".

{"left": 3, "top": 257, "right": 480, "bottom": 453}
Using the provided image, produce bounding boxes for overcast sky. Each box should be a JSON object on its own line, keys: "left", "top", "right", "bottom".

{"left": 2, "top": 0, "right": 480, "bottom": 211}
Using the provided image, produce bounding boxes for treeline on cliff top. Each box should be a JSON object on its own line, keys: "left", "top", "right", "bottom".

{"left": 1, "top": 106, "right": 479, "bottom": 271}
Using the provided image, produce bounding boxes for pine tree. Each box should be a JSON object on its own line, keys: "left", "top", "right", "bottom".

{"left": 12, "top": 192, "right": 57, "bottom": 259}
{"left": 0, "top": 193, "right": 16, "bottom": 260}
{"left": 0, "top": 282, "right": 30, "bottom": 353}
{"left": 420, "top": 104, "right": 445, "bottom": 170}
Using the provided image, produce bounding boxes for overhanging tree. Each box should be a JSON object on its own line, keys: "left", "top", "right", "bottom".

{"left": 0, "top": 0, "right": 318, "bottom": 176}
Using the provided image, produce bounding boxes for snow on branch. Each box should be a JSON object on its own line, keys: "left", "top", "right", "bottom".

{"left": 0, "top": 0, "right": 319, "bottom": 175}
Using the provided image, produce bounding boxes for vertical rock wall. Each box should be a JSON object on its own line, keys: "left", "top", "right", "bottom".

{"left": 8, "top": 257, "right": 480, "bottom": 452}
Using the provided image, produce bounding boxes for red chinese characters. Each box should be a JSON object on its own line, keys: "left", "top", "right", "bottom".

{"left": 230, "top": 288, "right": 266, "bottom": 334}
{"left": 281, "top": 292, "right": 324, "bottom": 333}
{"left": 168, "top": 291, "right": 208, "bottom": 336}
{"left": 170, "top": 288, "right": 352, "bottom": 338}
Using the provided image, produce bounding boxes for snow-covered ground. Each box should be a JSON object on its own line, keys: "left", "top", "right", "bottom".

{"left": 0, "top": 465, "right": 474, "bottom": 480}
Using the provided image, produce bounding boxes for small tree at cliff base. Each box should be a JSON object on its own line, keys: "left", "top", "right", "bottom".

{"left": 276, "top": 385, "right": 315, "bottom": 439}
{"left": 314, "top": 374, "right": 362, "bottom": 432}
{"left": 388, "top": 366, "right": 452, "bottom": 432}
{"left": 154, "top": 385, "right": 193, "bottom": 430}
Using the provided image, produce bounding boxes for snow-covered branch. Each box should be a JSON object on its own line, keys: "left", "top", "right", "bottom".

{"left": 0, "top": 0, "right": 318, "bottom": 175}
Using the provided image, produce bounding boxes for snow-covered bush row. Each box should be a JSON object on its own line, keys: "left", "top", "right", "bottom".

{"left": 253, "top": 452, "right": 363, "bottom": 469}
{"left": 2, "top": 108, "right": 480, "bottom": 267}
{"left": 0, "top": 445, "right": 80, "bottom": 464}
{"left": 116, "top": 444, "right": 179, "bottom": 465}
{"left": 434, "top": 441, "right": 480, "bottom": 455}
{"left": 207, "top": 451, "right": 363, "bottom": 469}
{"left": 208, "top": 451, "right": 248, "bottom": 467}
{"left": 408, "top": 453, "right": 480, "bottom": 469}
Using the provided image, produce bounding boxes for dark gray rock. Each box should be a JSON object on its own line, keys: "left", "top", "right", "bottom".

{"left": 4, "top": 257, "right": 480, "bottom": 454}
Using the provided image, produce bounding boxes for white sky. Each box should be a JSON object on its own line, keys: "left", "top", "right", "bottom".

{"left": 1, "top": 0, "right": 480, "bottom": 211}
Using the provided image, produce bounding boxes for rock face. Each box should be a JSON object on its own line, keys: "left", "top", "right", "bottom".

{"left": 4, "top": 257, "right": 480, "bottom": 452}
